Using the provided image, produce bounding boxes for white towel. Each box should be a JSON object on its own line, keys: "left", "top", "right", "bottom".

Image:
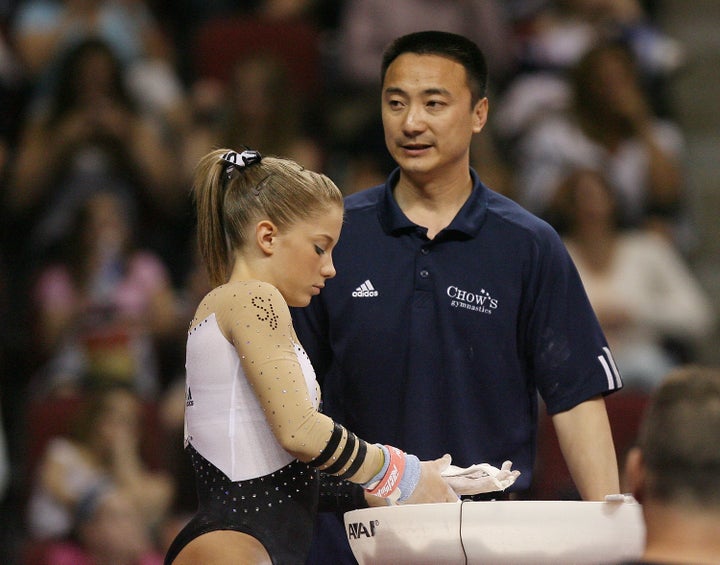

{"left": 441, "top": 460, "right": 520, "bottom": 495}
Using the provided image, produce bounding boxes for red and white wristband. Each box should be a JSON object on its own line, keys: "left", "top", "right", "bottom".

{"left": 362, "top": 444, "right": 421, "bottom": 504}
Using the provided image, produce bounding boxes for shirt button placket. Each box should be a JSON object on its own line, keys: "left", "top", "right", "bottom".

{"left": 416, "top": 244, "right": 433, "bottom": 291}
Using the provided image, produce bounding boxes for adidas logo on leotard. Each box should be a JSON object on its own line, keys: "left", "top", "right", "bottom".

{"left": 352, "top": 280, "right": 379, "bottom": 297}
{"left": 186, "top": 387, "right": 194, "bottom": 407}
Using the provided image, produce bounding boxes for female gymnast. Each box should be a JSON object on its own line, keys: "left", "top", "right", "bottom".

{"left": 164, "top": 148, "right": 458, "bottom": 565}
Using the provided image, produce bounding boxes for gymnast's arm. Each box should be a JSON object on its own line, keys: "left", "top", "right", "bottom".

{"left": 219, "top": 282, "right": 456, "bottom": 504}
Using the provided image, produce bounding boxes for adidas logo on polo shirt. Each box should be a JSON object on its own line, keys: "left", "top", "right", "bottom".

{"left": 352, "top": 280, "right": 379, "bottom": 297}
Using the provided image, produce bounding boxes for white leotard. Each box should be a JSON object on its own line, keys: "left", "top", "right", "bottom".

{"left": 184, "top": 313, "right": 319, "bottom": 481}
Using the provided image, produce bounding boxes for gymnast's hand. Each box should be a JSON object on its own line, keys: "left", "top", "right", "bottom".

{"left": 401, "top": 454, "right": 459, "bottom": 504}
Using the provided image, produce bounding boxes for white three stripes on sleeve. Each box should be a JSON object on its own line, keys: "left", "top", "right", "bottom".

{"left": 597, "top": 347, "right": 622, "bottom": 390}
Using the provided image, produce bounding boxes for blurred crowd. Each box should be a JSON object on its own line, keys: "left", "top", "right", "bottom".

{"left": 0, "top": 0, "right": 716, "bottom": 563}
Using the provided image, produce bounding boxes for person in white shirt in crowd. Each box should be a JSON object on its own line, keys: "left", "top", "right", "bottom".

{"left": 548, "top": 167, "right": 715, "bottom": 389}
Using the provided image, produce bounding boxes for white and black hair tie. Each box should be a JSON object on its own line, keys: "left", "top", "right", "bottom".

{"left": 221, "top": 149, "right": 262, "bottom": 169}
{"left": 220, "top": 149, "right": 263, "bottom": 186}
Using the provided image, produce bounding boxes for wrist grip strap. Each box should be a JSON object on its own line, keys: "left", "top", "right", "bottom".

{"left": 366, "top": 445, "right": 406, "bottom": 499}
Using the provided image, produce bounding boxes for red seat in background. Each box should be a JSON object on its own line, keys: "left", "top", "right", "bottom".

{"left": 192, "top": 15, "right": 323, "bottom": 97}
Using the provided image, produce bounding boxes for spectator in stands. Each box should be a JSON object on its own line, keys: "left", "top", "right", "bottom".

{"left": 29, "top": 189, "right": 179, "bottom": 400}
{"left": 506, "top": 0, "right": 684, "bottom": 81}
{"left": 620, "top": 365, "right": 720, "bottom": 564}
{"left": 26, "top": 384, "right": 174, "bottom": 542}
{"left": 495, "top": 0, "right": 685, "bottom": 145}
{"left": 10, "top": 0, "right": 185, "bottom": 123}
{"left": 181, "top": 52, "right": 323, "bottom": 183}
{"left": 8, "top": 37, "right": 181, "bottom": 253}
{"left": 42, "top": 483, "right": 164, "bottom": 565}
{"left": 513, "top": 41, "right": 687, "bottom": 245}
{"left": 549, "top": 168, "right": 714, "bottom": 389}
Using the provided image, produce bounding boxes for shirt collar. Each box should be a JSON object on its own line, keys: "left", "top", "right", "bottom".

{"left": 378, "top": 167, "right": 488, "bottom": 238}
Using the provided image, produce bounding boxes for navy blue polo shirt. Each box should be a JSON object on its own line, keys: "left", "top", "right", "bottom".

{"left": 293, "top": 168, "right": 621, "bottom": 491}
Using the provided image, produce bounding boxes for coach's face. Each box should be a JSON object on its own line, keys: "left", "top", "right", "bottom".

{"left": 381, "top": 53, "right": 487, "bottom": 184}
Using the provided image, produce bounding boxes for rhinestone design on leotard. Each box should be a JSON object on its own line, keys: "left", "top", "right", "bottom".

{"left": 251, "top": 294, "right": 279, "bottom": 330}
{"left": 163, "top": 444, "right": 319, "bottom": 565}
{"left": 190, "top": 443, "right": 316, "bottom": 512}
